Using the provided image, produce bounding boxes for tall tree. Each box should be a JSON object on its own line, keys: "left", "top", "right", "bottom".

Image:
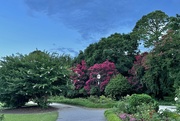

{"left": 132, "top": 10, "right": 169, "bottom": 48}
{"left": 143, "top": 29, "right": 180, "bottom": 99}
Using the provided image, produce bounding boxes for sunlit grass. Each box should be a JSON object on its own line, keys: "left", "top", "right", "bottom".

{"left": 3, "top": 112, "right": 58, "bottom": 121}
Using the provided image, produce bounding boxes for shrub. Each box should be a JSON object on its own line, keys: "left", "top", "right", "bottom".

{"left": 104, "top": 110, "right": 121, "bottom": 121}
{"left": 105, "top": 74, "right": 131, "bottom": 100}
{"left": 161, "top": 110, "right": 180, "bottom": 120}
{"left": 115, "top": 94, "right": 158, "bottom": 114}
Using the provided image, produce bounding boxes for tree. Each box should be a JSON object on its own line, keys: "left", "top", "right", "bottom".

{"left": 132, "top": 10, "right": 169, "bottom": 48}
{"left": 70, "top": 60, "right": 89, "bottom": 96}
{"left": 0, "top": 50, "right": 70, "bottom": 108}
{"left": 84, "top": 60, "right": 118, "bottom": 96}
{"left": 105, "top": 74, "right": 131, "bottom": 100}
{"left": 74, "top": 33, "right": 138, "bottom": 76}
{"left": 143, "top": 29, "right": 180, "bottom": 99}
{"left": 127, "top": 52, "right": 148, "bottom": 93}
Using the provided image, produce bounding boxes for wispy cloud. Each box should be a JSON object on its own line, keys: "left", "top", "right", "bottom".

{"left": 24, "top": 0, "right": 141, "bottom": 40}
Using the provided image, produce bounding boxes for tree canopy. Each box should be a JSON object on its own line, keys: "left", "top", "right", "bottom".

{"left": 132, "top": 10, "right": 169, "bottom": 48}
{"left": 0, "top": 50, "right": 70, "bottom": 107}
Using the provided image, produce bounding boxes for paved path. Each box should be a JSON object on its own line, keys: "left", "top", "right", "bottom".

{"left": 159, "top": 105, "right": 177, "bottom": 112}
{"left": 50, "top": 103, "right": 107, "bottom": 121}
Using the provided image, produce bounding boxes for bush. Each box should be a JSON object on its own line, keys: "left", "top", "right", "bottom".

{"left": 105, "top": 74, "right": 131, "bottom": 100}
{"left": 104, "top": 110, "right": 122, "bottom": 121}
{"left": 161, "top": 110, "right": 180, "bottom": 120}
{"left": 115, "top": 94, "right": 158, "bottom": 114}
{"left": 128, "top": 94, "right": 159, "bottom": 113}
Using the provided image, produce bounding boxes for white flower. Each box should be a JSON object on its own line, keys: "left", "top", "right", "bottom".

{"left": 174, "top": 97, "right": 178, "bottom": 101}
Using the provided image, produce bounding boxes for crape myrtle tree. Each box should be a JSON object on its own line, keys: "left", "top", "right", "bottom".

{"left": 84, "top": 60, "right": 118, "bottom": 96}
{"left": 132, "top": 10, "right": 169, "bottom": 48}
{"left": 127, "top": 52, "right": 148, "bottom": 94}
{"left": 70, "top": 60, "right": 89, "bottom": 96}
{"left": 74, "top": 33, "right": 138, "bottom": 76}
{"left": 0, "top": 50, "right": 70, "bottom": 108}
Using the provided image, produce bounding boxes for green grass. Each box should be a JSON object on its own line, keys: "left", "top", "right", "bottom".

{"left": 49, "top": 96, "right": 117, "bottom": 108}
{"left": 2, "top": 112, "right": 58, "bottom": 121}
{"left": 104, "top": 110, "right": 122, "bottom": 121}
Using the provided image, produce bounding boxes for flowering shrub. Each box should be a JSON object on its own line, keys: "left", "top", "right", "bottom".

{"left": 84, "top": 60, "right": 118, "bottom": 95}
{"left": 127, "top": 52, "right": 148, "bottom": 93}
{"left": 71, "top": 60, "right": 89, "bottom": 90}
{"left": 119, "top": 113, "right": 136, "bottom": 121}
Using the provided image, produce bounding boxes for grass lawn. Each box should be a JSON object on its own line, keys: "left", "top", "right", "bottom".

{"left": 2, "top": 112, "right": 58, "bottom": 121}
{"left": 49, "top": 96, "right": 117, "bottom": 108}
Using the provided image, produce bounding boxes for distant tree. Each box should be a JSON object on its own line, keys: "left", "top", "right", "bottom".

{"left": 0, "top": 50, "right": 70, "bottom": 108}
{"left": 132, "top": 10, "right": 169, "bottom": 48}
{"left": 84, "top": 60, "right": 118, "bottom": 96}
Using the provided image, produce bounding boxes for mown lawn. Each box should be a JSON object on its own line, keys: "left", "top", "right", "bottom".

{"left": 2, "top": 112, "right": 58, "bottom": 121}
{"left": 49, "top": 96, "right": 117, "bottom": 108}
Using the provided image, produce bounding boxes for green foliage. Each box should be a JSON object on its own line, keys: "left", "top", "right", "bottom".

{"left": 132, "top": 10, "right": 169, "bottom": 48}
{"left": 0, "top": 114, "right": 4, "bottom": 121}
{"left": 115, "top": 94, "right": 158, "bottom": 114}
{"left": 0, "top": 50, "right": 70, "bottom": 108}
{"left": 105, "top": 74, "right": 131, "bottom": 100}
{"left": 175, "top": 87, "right": 180, "bottom": 112}
{"left": 128, "top": 94, "right": 157, "bottom": 108}
{"left": 74, "top": 33, "right": 138, "bottom": 75}
{"left": 104, "top": 110, "right": 122, "bottom": 121}
{"left": 161, "top": 110, "right": 180, "bottom": 120}
{"left": 143, "top": 28, "right": 180, "bottom": 99}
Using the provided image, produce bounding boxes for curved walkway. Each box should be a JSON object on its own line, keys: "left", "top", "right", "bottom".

{"left": 51, "top": 103, "right": 107, "bottom": 121}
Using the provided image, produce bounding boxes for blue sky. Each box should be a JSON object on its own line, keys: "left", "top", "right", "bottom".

{"left": 0, "top": 0, "right": 179, "bottom": 58}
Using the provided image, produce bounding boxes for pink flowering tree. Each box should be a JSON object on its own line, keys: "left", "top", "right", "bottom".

{"left": 71, "top": 60, "right": 89, "bottom": 95}
{"left": 84, "top": 60, "right": 118, "bottom": 95}
{"left": 127, "top": 52, "right": 148, "bottom": 93}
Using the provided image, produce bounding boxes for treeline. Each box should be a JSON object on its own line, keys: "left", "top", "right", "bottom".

{"left": 0, "top": 10, "right": 179, "bottom": 108}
